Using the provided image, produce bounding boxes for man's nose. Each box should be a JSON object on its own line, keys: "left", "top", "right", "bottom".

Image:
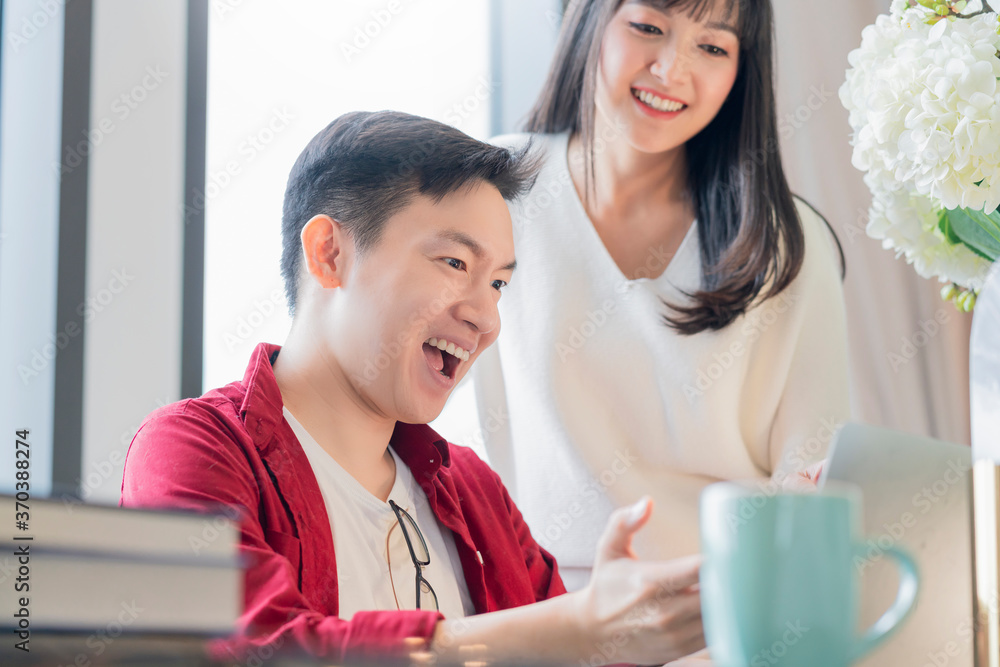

{"left": 456, "top": 283, "right": 500, "bottom": 336}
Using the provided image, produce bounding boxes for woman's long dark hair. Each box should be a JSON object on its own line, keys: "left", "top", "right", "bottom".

{"left": 525, "top": 0, "right": 810, "bottom": 335}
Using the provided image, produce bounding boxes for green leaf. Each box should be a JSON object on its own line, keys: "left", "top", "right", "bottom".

{"left": 943, "top": 206, "right": 1000, "bottom": 262}
{"left": 938, "top": 209, "right": 963, "bottom": 245}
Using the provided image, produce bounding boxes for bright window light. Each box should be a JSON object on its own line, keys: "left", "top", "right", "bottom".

{"left": 204, "top": 0, "right": 492, "bottom": 392}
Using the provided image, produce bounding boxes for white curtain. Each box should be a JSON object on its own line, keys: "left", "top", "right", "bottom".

{"left": 772, "top": 0, "right": 972, "bottom": 445}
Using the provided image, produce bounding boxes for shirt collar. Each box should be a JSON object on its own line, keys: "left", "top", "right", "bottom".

{"left": 239, "top": 342, "right": 452, "bottom": 477}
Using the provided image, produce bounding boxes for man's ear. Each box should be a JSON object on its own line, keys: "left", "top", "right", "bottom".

{"left": 300, "top": 214, "right": 350, "bottom": 290}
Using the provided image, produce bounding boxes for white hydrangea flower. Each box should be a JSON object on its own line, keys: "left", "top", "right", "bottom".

{"left": 866, "top": 180, "right": 993, "bottom": 290}
{"left": 842, "top": 9, "right": 1000, "bottom": 213}
{"left": 889, "top": 0, "right": 909, "bottom": 16}
{"left": 841, "top": 3, "right": 1000, "bottom": 289}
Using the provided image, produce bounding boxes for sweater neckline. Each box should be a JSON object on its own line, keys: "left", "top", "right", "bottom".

{"left": 554, "top": 131, "right": 697, "bottom": 287}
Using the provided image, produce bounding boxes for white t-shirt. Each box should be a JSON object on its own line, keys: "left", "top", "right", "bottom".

{"left": 283, "top": 407, "right": 475, "bottom": 620}
{"left": 462, "top": 131, "right": 851, "bottom": 591}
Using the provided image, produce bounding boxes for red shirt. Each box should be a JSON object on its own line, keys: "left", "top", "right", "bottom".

{"left": 120, "top": 342, "right": 565, "bottom": 662}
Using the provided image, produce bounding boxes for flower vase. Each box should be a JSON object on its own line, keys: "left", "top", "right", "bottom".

{"left": 971, "top": 261, "right": 1000, "bottom": 666}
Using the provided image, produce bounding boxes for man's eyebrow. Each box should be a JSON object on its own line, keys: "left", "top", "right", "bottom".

{"left": 436, "top": 229, "right": 517, "bottom": 272}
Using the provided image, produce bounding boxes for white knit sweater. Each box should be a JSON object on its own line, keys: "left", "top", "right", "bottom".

{"left": 458, "top": 132, "right": 851, "bottom": 591}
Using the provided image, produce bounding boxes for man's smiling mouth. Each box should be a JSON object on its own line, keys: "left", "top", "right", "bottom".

{"left": 423, "top": 337, "right": 469, "bottom": 379}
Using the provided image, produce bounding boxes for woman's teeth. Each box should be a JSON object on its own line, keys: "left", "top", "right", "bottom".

{"left": 427, "top": 337, "right": 470, "bottom": 362}
{"left": 633, "top": 89, "right": 685, "bottom": 112}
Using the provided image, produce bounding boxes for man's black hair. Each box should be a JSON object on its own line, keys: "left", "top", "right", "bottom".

{"left": 280, "top": 110, "right": 537, "bottom": 315}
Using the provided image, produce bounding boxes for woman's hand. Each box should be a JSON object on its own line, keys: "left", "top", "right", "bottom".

{"left": 780, "top": 459, "right": 826, "bottom": 492}
{"left": 576, "top": 497, "right": 706, "bottom": 665}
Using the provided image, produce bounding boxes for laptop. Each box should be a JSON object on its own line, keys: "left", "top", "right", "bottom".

{"left": 820, "top": 422, "right": 973, "bottom": 667}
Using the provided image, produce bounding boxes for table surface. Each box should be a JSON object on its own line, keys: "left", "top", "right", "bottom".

{"left": 0, "top": 631, "right": 571, "bottom": 667}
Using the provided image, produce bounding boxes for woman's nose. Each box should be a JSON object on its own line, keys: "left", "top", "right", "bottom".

{"left": 650, "top": 43, "right": 691, "bottom": 84}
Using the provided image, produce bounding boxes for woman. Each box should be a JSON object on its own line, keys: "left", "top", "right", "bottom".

{"left": 464, "top": 0, "right": 851, "bottom": 591}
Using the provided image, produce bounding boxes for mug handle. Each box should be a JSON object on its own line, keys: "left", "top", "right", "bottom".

{"left": 850, "top": 542, "right": 920, "bottom": 661}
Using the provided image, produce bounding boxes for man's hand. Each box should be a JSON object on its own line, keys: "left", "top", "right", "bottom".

{"left": 576, "top": 497, "right": 706, "bottom": 665}
{"left": 666, "top": 647, "right": 713, "bottom": 665}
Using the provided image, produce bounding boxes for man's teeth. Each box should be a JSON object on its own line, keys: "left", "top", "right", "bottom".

{"left": 633, "top": 89, "right": 685, "bottom": 112}
{"left": 426, "top": 337, "right": 470, "bottom": 362}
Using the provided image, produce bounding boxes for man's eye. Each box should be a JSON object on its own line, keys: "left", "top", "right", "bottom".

{"left": 629, "top": 22, "right": 663, "bottom": 35}
{"left": 701, "top": 44, "right": 729, "bottom": 57}
{"left": 491, "top": 279, "right": 508, "bottom": 291}
{"left": 444, "top": 258, "right": 466, "bottom": 270}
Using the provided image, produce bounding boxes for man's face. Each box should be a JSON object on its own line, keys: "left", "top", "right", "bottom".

{"left": 329, "top": 182, "right": 516, "bottom": 425}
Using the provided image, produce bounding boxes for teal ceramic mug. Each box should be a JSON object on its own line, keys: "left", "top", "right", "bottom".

{"left": 700, "top": 481, "right": 919, "bottom": 667}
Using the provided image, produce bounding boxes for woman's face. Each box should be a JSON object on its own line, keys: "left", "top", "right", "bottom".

{"left": 595, "top": 0, "right": 741, "bottom": 155}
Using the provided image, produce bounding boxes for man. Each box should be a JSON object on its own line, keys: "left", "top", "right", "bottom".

{"left": 120, "top": 111, "right": 705, "bottom": 664}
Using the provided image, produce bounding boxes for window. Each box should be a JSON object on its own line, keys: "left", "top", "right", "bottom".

{"left": 204, "top": 0, "right": 492, "bottom": 390}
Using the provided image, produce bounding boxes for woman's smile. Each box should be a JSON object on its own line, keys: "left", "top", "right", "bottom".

{"left": 631, "top": 86, "right": 688, "bottom": 116}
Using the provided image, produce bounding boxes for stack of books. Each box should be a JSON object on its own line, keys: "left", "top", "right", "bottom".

{"left": 0, "top": 495, "right": 242, "bottom": 636}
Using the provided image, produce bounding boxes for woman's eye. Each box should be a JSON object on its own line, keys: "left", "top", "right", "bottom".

{"left": 701, "top": 44, "right": 729, "bottom": 57}
{"left": 491, "top": 279, "right": 508, "bottom": 292}
{"left": 628, "top": 21, "right": 663, "bottom": 36}
{"left": 444, "top": 258, "right": 466, "bottom": 271}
